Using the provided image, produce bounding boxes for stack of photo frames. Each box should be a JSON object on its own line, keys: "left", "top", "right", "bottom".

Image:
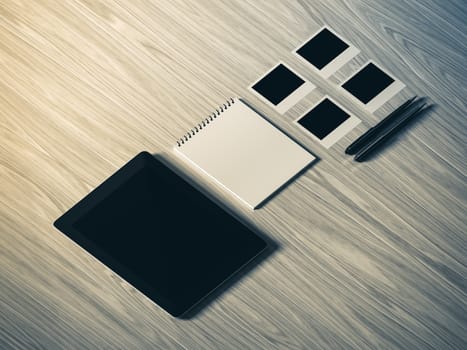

{"left": 250, "top": 26, "right": 405, "bottom": 150}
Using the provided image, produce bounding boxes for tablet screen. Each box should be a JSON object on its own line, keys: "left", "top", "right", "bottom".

{"left": 55, "top": 152, "right": 267, "bottom": 317}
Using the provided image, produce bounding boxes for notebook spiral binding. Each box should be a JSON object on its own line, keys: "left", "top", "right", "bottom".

{"left": 176, "top": 98, "right": 236, "bottom": 147}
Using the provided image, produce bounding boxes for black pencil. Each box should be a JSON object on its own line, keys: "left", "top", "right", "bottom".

{"left": 345, "top": 96, "right": 418, "bottom": 155}
{"left": 354, "top": 103, "right": 430, "bottom": 162}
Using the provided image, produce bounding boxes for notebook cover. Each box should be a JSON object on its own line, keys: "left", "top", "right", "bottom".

{"left": 174, "top": 98, "right": 315, "bottom": 208}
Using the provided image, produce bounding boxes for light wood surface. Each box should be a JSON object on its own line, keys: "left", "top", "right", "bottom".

{"left": 1, "top": 0, "right": 466, "bottom": 349}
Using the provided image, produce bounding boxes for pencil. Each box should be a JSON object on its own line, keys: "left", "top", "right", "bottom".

{"left": 354, "top": 103, "right": 430, "bottom": 162}
{"left": 345, "top": 96, "right": 418, "bottom": 155}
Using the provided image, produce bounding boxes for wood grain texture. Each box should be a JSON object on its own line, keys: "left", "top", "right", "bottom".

{"left": 1, "top": 0, "right": 466, "bottom": 349}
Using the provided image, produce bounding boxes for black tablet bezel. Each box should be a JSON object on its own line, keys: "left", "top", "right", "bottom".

{"left": 54, "top": 152, "right": 267, "bottom": 317}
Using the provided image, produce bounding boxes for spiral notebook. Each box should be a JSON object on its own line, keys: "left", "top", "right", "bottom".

{"left": 174, "top": 98, "right": 315, "bottom": 209}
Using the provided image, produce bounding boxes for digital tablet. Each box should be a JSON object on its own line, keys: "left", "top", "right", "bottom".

{"left": 54, "top": 152, "right": 267, "bottom": 317}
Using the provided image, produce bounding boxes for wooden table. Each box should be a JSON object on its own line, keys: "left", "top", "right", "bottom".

{"left": 1, "top": 1, "right": 466, "bottom": 349}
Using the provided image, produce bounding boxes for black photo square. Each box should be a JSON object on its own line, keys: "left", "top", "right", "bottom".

{"left": 296, "top": 28, "right": 349, "bottom": 70}
{"left": 297, "top": 98, "right": 350, "bottom": 139}
{"left": 342, "top": 62, "right": 395, "bottom": 104}
{"left": 250, "top": 63, "right": 315, "bottom": 113}
{"left": 252, "top": 63, "right": 304, "bottom": 105}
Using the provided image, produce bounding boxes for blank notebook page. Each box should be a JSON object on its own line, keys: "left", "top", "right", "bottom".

{"left": 174, "top": 98, "right": 314, "bottom": 208}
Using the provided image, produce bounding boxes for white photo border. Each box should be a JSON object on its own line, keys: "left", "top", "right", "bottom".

{"left": 340, "top": 60, "right": 405, "bottom": 113}
{"left": 249, "top": 61, "right": 315, "bottom": 114}
{"left": 294, "top": 95, "right": 361, "bottom": 149}
{"left": 293, "top": 25, "right": 360, "bottom": 79}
